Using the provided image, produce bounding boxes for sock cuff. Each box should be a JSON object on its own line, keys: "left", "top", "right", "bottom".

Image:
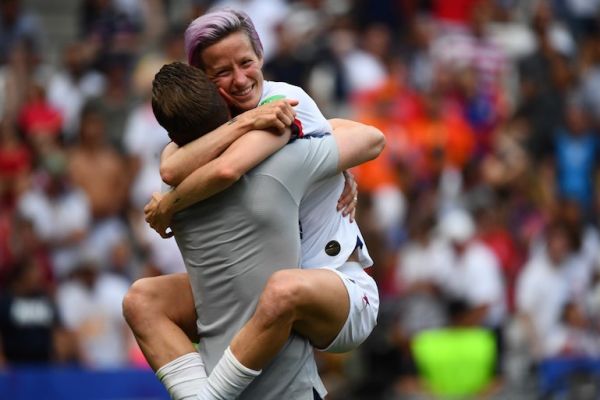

{"left": 225, "top": 346, "right": 261, "bottom": 376}
{"left": 156, "top": 352, "right": 205, "bottom": 381}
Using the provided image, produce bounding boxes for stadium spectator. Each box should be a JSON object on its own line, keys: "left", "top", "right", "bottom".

{"left": 549, "top": 96, "right": 600, "bottom": 218}
{"left": 392, "top": 212, "right": 452, "bottom": 383}
{"left": 517, "top": 3, "right": 575, "bottom": 160}
{"left": 17, "top": 81, "right": 63, "bottom": 145}
{"left": 0, "top": 256, "right": 73, "bottom": 365}
{"left": 0, "top": 0, "right": 43, "bottom": 65}
{"left": 68, "top": 104, "right": 129, "bottom": 220}
{"left": 437, "top": 207, "right": 506, "bottom": 370}
{"left": 85, "top": 52, "right": 135, "bottom": 153}
{"left": 56, "top": 249, "right": 131, "bottom": 368}
{"left": 516, "top": 221, "right": 580, "bottom": 360}
{"left": 0, "top": 38, "right": 48, "bottom": 123}
{"left": 17, "top": 151, "right": 92, "bottom": 279}
{"left": 0, "top": 118, "right": 31, "bottom": 208}
{"left": 46, "top": 41, "right": 105, "bottom": 142}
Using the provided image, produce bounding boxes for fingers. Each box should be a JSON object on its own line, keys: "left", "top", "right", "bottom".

{"left": 272, "top": 101, "right": 295, "bottom": 128}
{"left": 337, "top": 170, "right": 359, "bottom": 220}
{"left": 144, "top": 193, "right": 173, "bottom": 238}
{"left": 344, "top": 196, "right": 358, "bottom": 218}
{"left": 160, "top": 228, "right": 174, "bottom": 239}
{"left": 337, "top": 190, "right": 356, "bottom": 216}
{"left": 252, "top": 100, "right": 296, "bottom": 132}
{"left": 276, "top": 109, "right": 294, "bottom": 127}
{"left": 337, "top": 182, "right": 352, "bottom": 211}
{"left": 271, "top": 118, "right": 286, "bottom": 134}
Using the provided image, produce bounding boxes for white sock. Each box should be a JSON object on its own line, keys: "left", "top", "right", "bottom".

{"left": 197, "top": 346, "right": 261, "bottom": 400}
{"left": 156, "top": 352, "right": 208, "bottom": 400}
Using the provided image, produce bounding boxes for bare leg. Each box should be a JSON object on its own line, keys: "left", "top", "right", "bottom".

{"left": 123, "top": 270, "right": 353, "bottom": 399}
{"left": 122, "top": 273, "right": 198, "bottom": 371}
{"left": 230, "top": 268, "right": 350, "bottom": 370}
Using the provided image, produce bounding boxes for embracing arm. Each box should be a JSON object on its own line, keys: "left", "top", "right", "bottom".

{"left": 330, "top": 118, "right": 386, "bottom": 172}
{"left": 160, "top": 99, "right": 298, "bottom": 186}
{"left": 145, "top": 129, "right": 291, "bottom": 237}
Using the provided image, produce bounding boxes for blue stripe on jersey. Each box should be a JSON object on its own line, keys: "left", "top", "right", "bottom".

{"left": 288, "top": 131, "right": 330, "bottom": 143}
{"left": 303, "top": 132, "right": 331, "bottom": 138}
{"left": 356, "top": 236, "right": 363, "bottom": 249}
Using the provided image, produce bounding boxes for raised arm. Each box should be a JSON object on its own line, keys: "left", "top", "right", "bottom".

{"left": 330, "top": 118, "right": 386, "bottom": 171}
{"left": 145, "top": 128, "right": 291, "bottom": 237}
{"left": 160, "top": 99, "right": 297, "bottom": 186}
{"left": 146, "top": 118, "right": 384, "bottom": 237}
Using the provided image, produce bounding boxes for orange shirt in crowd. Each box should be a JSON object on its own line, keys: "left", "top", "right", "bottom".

{"left": 350, "top": 79, "right": 423, "bottom": 193}
{"left": 405, "top": 108, "right": 476, "bottom": 178}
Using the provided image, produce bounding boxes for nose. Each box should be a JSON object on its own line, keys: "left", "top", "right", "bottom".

{"left": 232, "top": 65, "right": 247, "bottom": 87}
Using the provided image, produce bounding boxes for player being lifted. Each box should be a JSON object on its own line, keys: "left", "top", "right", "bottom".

{"left": 123, "top": 9, "right": 384, "bottom": 400}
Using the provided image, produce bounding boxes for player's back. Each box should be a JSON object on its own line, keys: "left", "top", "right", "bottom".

{"left": 171, "top": 136, "right": 338, "bottom": 400}
{"left": 299, "top": 173, "right": 372, "bottom": 269}
{"left": 261, "top": 80, "right": 372, "bottom": 270}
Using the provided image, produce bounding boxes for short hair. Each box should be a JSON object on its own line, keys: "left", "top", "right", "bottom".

{"left": 185, "top": 8, "right": 263, "bottom": 69}
{"left": 151, "top": 62, "right": 229, "bottom": 146}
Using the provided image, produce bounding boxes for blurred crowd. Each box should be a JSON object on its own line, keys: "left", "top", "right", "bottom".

{"left": 1, "top": 0, "right": 600, "bottom": 398}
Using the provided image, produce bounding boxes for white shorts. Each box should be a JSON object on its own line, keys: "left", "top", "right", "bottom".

{"left": 317, "top": 261, "right": 379, "bottom": 353}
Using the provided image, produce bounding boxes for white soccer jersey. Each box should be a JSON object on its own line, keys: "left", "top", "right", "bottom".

{"left": 260, "top": 81, "right": 373, "bottom": 269}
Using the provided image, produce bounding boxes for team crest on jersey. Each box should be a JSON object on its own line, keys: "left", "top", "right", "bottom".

{"left": 362, "top": 293, "right": 370, "bottom": 307}
{"left": 325, "top": 240, "right": 341, "bottom": 256}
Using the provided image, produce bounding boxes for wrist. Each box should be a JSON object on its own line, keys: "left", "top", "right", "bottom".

{"left": 160, "top": 191, "right": 178, "bottom": 216}
{"left": 230, "top": 113, "right": 254, "bottom": 134}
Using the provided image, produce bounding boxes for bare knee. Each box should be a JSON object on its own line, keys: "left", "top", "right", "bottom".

{"left": 256, "top": 270, "right": 306, "bottom": 327}
{"left": 122, "top": 277, "right": 161, "bottom": 330}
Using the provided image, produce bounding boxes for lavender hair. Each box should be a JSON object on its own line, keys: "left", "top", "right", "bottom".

{"left": 184, "top": 9, "right": 264, "bottom": 69}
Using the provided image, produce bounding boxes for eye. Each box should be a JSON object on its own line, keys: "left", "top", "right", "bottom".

{"left": 241, "top": 59, "right": 253, "bottom": 67}
{"left": 215, "top": 70, "right": 230, "bottom": 78}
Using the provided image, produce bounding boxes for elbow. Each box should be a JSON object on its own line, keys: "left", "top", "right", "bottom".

{"left": 159, "top": 164, "right": 180, "bottom": 187}
{"left": 215, "top": 164, "right": 243, "bottom": 185}
{"left": 368, "top": 129, "right": 386, "bottom": 160}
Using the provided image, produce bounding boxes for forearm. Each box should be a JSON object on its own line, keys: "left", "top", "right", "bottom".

{"left": 160, "top": 129, "right": 291, "bottom": 215}
{"left": 160, "top": 159, "right": 237, "bottom": 215}
{"left": 160, "top": 99, "right": 297, "bottom": 186}
{"left": 160, "top": 116, "right": 255, "bottom": 186}
{"left": 329, "top": 119, "right": 386, "bottom": 171}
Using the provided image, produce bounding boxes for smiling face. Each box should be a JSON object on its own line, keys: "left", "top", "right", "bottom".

{"left": 201, "top": 31, "right": 264, "bottom": 112}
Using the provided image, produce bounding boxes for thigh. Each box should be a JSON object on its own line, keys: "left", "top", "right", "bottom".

{"left": 287, "top": 268, "right": 350, "bottom": 349}
{"left": 143, "top": 273, "right": 199, "bottom": 342}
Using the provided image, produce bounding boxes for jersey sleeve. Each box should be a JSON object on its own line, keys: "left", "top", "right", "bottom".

{"left": 250, "top": 135, "right": 339, "bottom": 205}
{"left": 261, "top": 82, "right": 331, "bottom": 138}
{"left": 301, "top": 135, "right": 339, "bottom": 185}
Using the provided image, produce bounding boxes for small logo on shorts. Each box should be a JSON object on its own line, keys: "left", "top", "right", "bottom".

{"left": 325, "top": 240, "right": 341, "bottom": 256}
{"left": 362, "top": 294, "right": 370, "bottom": 307}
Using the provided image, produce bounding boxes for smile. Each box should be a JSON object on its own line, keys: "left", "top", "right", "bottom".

{"left": 233, "top": 86, "right": 253, "bottom": 97}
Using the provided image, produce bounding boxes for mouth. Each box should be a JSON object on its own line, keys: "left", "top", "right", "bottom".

{"left": 231, "top": 85, "right": 255, "bottom": 100}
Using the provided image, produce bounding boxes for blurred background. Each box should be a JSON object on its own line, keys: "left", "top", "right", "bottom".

{"left": 1, "top": 0, "right": 600, "bottom": 399}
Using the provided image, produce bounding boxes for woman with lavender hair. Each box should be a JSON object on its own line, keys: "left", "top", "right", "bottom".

{"left": 124, "top": 9, "right": 382, "bottom": 400}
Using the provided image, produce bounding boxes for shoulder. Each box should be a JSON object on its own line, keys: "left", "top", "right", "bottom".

{"left": 262, "top": 81, "right": 311, "bottom": 102}
{"left": 254, "top": 136, "right": 335, "bottom": 171}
